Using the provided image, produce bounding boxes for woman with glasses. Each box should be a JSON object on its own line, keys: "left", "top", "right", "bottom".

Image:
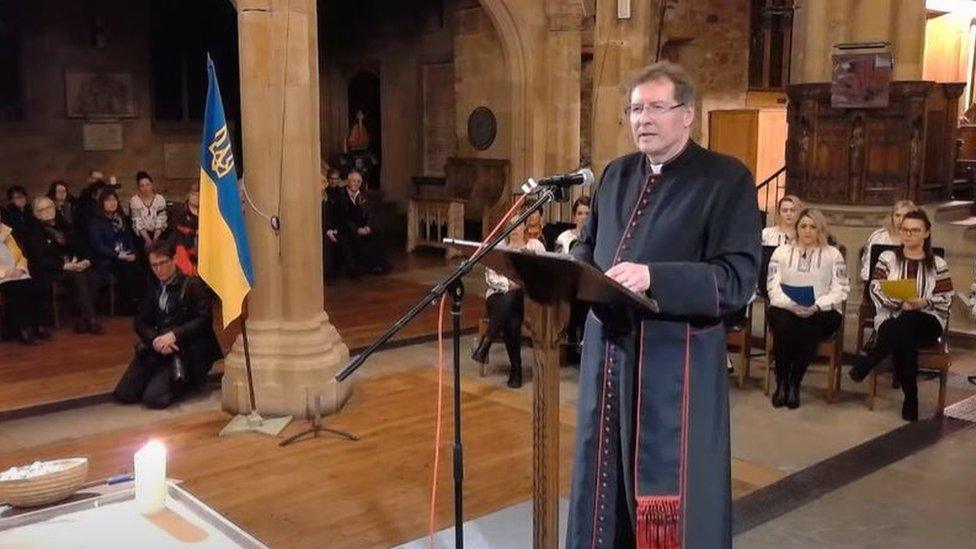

{"left": 859, "top": 199, "right": 917, "bottom": 281}
{"left": 761, "top": 195, "right": 802, "bottom": 246}
{"left": 849, "top": 210, "right": 953, "bottom": 421}
{"left": 766, "top": 209, "right": 849, "bottom": 409}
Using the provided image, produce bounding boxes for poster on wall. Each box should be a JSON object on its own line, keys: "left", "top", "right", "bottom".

{"left": 65, "top": 70, "right": 137, "bottom": 119}
{"left": 831, "top": 51, "right": 892, "bottom": 109}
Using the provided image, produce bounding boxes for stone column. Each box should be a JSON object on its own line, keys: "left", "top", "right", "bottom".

{"left": 222, "top": 0, "right": 351, "bottom": 418}
{"left": 590, "top": 0, "right": 655, "bottom": 175}
{"left": 791, "top": 0, "right": 925, "bottom": 84}
{"left": 544, "top": 2, "right": 584, "bottom": 220}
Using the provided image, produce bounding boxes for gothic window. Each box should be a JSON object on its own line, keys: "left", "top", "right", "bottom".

{"left": 0, "top": 4, "right": 23, "bottom": 121}
{"left": 748, "top": 0, "right": 793, "bottom": 90}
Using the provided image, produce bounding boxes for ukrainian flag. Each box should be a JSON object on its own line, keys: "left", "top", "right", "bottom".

{"left": 198, "top": 55, "right": 253, "bottom": 327}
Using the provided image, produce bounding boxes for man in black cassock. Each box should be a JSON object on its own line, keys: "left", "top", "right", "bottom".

{"left": 567, "top": 62, "right": 760, "bottom": 548}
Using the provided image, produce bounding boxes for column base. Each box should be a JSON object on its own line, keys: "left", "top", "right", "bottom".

{"left": 220, "top": 312, "right": 351, "bottom": 418}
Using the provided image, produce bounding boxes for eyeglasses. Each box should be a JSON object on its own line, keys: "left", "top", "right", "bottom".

{"left": 149, "top": 258, "right": 173, "bottom": 269}
{"left": 899, "top": 227, "right": 925, "bottom": 236}
{"left": 625, "top": 102, "right": 685, "bottom": 117}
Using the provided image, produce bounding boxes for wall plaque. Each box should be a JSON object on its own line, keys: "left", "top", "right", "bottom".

{"left": 467, "top": 107, "right": 497, "bottom": 151}
{"left": 66, "top": 70, "right": 137, "bottom": 119}
{"left": 82, "top": 123, "right": 123, "bottom": 151}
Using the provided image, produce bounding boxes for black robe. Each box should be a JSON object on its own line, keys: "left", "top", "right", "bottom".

{"left": 567, "top": 142, "right": 760, "bottom": 548}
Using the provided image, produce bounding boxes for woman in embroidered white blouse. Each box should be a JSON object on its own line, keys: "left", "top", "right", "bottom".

{"left": 766, "top": 208, "right": 850, "bottom": 409}
{"left": 129, "top": 171, "right": 168, "bottom": 249}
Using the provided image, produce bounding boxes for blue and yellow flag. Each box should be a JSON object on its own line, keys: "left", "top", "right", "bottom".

{"left": 199, "top": 55, "right": 253, "bottom": 328}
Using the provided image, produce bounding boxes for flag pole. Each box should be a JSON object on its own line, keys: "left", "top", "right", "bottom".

{"left": 219, "top": 299, "right": 293, "bottom": 438}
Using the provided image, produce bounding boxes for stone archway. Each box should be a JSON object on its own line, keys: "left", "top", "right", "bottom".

{"left": 474, "top": 0, "right": 534, "bottom": 187}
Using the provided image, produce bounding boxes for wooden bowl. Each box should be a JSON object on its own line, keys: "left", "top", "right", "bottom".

{"left": 0, "top": 458, "right": 89, "bottom": 508}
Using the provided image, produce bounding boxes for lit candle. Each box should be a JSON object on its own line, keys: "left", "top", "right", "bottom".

{"left": 134, "top": 440, "right": 167, "bottom": 514}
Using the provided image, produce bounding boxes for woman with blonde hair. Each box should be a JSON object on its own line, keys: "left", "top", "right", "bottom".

{"left": 471, "top": 209, "right": 545, "bottom": 388}
{"left": 766, "top": 208, "right": 850, "bottom": 408}
{"left": 762, "top": 194, "right": 802, "bottom": 246}
{"left": 859, "top": 199, "right": 917, "bottom": 281}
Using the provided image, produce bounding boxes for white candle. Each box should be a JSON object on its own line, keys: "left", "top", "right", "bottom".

{"left": 134, "top": 440, "right": 167, "bottom": 514}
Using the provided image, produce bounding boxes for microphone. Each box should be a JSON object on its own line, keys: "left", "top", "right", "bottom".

{"left": 521, "top": 167, "right": 595, "bottom": 194}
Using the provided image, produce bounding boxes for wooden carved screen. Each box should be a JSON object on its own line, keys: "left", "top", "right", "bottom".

{"left": 786, "top": 82, "right": 964, "bottom": 205}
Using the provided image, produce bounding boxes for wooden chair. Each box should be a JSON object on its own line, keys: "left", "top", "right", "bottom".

{"left": 726, "top": 303, "right": 753, "bottom": 388}
{"left": 733, "top": 245, "right": 777, "bottom": 388}
{"left": 867, "top": 337, "right": 952, "bottom": 417}
{"left": 764, "top": 309, "right": 846, "bottom": 402}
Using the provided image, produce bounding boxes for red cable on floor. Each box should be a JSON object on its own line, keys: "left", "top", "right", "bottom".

{"left": 428, "top": 194, "right": 529, "bottom": 546}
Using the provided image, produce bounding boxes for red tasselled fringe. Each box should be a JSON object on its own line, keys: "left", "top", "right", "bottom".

{"left": 636, "top": 497, "right": 681, "bottom": 549}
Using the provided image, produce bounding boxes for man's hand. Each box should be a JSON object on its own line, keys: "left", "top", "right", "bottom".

{"left": 152, "top": 331, "right": 179, "bottom": 354}
{"left": 119, "top": 251, "right": 136, "bottom": 262}
{"left": 605, "top": 262, "right": 651, "bottom": 293}
{"left": 326, "top": 229, "right": 338, "bottom": 243}
{"left": 356, "top": 226, "right": 371, "bottom": 236}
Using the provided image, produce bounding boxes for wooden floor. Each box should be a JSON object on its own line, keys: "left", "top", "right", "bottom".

{"left": 0, "top": 369, "right": 774, "bottom": 548}
{"left": 0, "top": 250, "right": 482, "bottom": 414}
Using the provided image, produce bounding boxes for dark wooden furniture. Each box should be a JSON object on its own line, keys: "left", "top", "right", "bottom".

{"left": 786, "top": 82, "right": 965, "bottom": 205}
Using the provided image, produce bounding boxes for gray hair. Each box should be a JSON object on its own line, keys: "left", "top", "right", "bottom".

{"left": 628, "top": 61, "right": 697, "bottom": 106}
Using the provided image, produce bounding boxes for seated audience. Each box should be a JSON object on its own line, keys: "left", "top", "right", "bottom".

{"left": 113, "top": 241, "right": 222, "bottom": 409}
{"left": 335, "top": 170, "right": 391, "bottom": 276}
{"left": 168, "top": 184, "right": 200, "bottom": 275}
{"left": 321, "top": 169, "right": 343, "bottom": 284}
{"left": 26, "top": 197, "right": 103, "bottom": 334}
{"left": 471, "top": 215, "right": 546, "bottom": 388}
{"left": 0, "top": 222, "right": 47, "bottom": 344}
{"left": 4, "top": 185, "right": 31, "bottom": 238}
{"left": 761, "top": 194, "right": 802, "bottom": 246}
{"left": 87, "top": 188, "right": 143, "bottom": 314}
{"left": 47, "top": 180, "right": 79, "bottom": 230}
{"left": 849, "top": 210, "right": 952, "bottom": 421}
{"left": 766, "top": 209, "right": 849, "bottom": 409}
{"left": 555, "top": 196, "right": 591, "bottom": 254}
{"left": 859, "top": 199, "right": 917, "bottom": 282}
{"left": 130, "top": 171, "right": 168, "bottom": 250}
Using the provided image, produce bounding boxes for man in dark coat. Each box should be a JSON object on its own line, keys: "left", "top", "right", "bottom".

{"left": 567, "top": 62, "right": 760, "bottom": 548}
{"left": 335, "top": 169, "right": 391, "bottom": 276}
{"left": 113, "top": 240, "right": 223, "bottom": 409}
{"left": 321, "top": 169, "right": 343, "bottom": 283}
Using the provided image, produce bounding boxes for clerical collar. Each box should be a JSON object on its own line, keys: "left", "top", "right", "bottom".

{"left": 643, "top": 139, "right": 698, "bottom": 176}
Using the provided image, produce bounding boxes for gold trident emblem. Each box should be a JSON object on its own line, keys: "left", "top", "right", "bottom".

{"left": 209, "top": 125, "right": 235, "bottom": 178}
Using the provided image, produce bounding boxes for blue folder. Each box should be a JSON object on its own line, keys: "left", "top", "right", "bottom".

{"left": 781, "top": 284, "right": 816, "bottom": 307}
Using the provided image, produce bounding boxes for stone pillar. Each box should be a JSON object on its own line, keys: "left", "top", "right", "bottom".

{"left": 544, "top": 2, "right": 584, "bottom": 220}
{"left": 222, "top": 0, "right": 351, "bottom": 418}
{"left": 590, "top": 0, "right": 655, "bottom": 175}
{"left": 791, "top": 0, "right": 925, "bottom": 84}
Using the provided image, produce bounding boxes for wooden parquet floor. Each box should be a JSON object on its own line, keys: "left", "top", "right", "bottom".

{"left": 0, "top": 251, "right": 482, "bottom": 414}
{"left": 0, "top": 368, "right": 777, "bottom": 548}
{"left": 0, "top": 370, "right": 575, "bottom": 548}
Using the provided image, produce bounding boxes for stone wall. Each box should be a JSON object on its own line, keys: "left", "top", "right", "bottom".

{"left": 453, "top": 5, "right": 511, "bottom": 162}
{"left": 0, "top": 0, "right": 199, "bottom": 202}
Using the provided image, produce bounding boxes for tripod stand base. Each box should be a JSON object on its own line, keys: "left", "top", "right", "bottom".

{"left": 219, "top": 411, "right": 293, "bottom": 437}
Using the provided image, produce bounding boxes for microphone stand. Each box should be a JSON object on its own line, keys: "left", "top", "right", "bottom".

{"left": 335, "top": 183, "right": 569, "bottom": 548}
